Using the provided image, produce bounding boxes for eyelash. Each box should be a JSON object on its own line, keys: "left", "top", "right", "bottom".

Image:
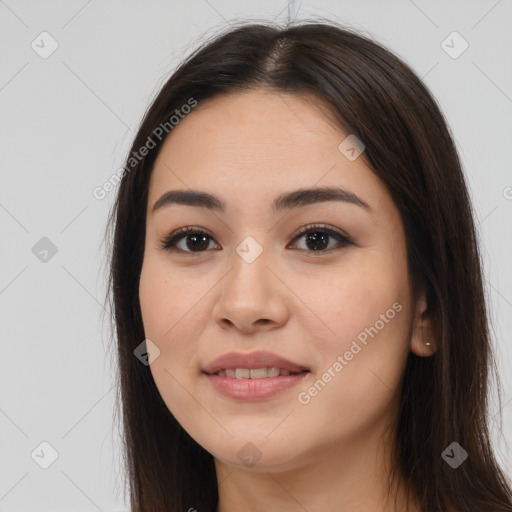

{"left": 158, "top": 223, "right": 354, "bottom": 255}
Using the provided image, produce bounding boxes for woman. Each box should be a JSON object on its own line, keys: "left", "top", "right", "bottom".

{"left": 104, "top": 20, "right": 512, "bottom": 512}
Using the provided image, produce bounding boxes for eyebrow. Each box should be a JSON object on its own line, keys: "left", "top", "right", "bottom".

{"left": 152, "top": 186, "right": 372, "bottom": 214}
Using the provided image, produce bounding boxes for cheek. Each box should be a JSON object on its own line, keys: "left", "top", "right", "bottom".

{"left": 139, "top": 254, "right": 205, "bottom": 340}
{"left": 139, "top": 259, "right": 211, "bottom": 419}
{"left": 292, "top": 254, "right": 411, "bottom": 424}
{"left": 138, "top": 265, "right": 195, "bottom": 402}
{"left": 292, "top": 250, "right": 408, "bottom": 349}
{"left": 294, "top": 314, "right": 410, "bottom": 446}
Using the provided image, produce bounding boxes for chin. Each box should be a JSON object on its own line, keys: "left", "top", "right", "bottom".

{"left": 199, "top": 432, "right": 305, "bottom": 473}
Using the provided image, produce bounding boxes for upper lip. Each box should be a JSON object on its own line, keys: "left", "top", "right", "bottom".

{"left": 203, "top": 350, "right": 310, "bottom": 375}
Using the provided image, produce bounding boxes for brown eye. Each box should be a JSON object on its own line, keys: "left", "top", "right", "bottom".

{"left": 158, "top": 227, "right": 219, "bottom": 253}
{"left": 159, "top": 224, "right": 353, "bottom": 255}
{"left": 288, "top": 224, "right": 353, "bottom": 253}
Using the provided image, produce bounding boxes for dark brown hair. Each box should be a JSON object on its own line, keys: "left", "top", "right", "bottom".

{"left": 103, "top": 19, "right": 512, "bottom": 512}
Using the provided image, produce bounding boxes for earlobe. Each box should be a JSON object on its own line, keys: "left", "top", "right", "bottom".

{"left": 410, "top": 324, "right": 437, "bottom": 357}
{"left": 410, "top": 292, "right": 437, "bottom": 357}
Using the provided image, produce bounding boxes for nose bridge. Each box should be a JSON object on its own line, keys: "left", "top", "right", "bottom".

{"left": 225, "top": 237, "right": 272, "bottom": 300}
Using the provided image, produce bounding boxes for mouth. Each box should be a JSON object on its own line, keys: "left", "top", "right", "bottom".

{"left": 203, "top": 368, "right": 310, "bottom": 400}
{"left": 202, "top": 350, "right": 310, "bottom": 400}
{"left": 202, "top": 350, "right": 310, "bottom": 376}
{"left": 205, "top": 367, "right": 310, "bottom": 379}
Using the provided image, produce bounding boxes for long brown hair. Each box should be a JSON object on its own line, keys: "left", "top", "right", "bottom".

{"left": 102, "top": 20, "right": 512, "bottom": 512}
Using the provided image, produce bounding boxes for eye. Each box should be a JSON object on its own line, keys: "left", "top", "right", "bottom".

{"left": 287, "top": 223, "right": 353, "bottom": 253}
{"left": 158, "top": 223, "right": 353, "bottom": 255}
{"left": 158, "top": 226, "right": 219, "bottom": 254}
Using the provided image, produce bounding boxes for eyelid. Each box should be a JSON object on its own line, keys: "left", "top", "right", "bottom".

{"left": 158, "top": 223, "right": 354, "bottom": 254}
{"left": 290, "top": 223, "right": 352, "bottom": 243}
{"left": 286, "top": 223, "right": 353, "bottom": 253}
{"left": 158, "top": 225, "right": 218, "bottom": 252}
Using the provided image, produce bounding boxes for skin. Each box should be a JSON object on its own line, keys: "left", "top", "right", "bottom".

{"left": 139, "top": 89, "right": 437, "bottom": 512}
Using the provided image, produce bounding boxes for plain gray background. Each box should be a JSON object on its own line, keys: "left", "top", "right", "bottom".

{"left": 1, "top": 1, "right": 511, "bottom": 510}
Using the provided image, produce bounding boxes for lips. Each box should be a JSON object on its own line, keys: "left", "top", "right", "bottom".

{"left": 202, "top": 350, "right": 309, "bottom": 375}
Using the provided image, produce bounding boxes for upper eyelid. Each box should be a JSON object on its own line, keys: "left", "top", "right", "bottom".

{"left": 167, "top": 224, "right": 348, "bottom": 241}
{"left": 293, "top": 223, "right": 350, "bottom": 238}
{"left": 160, "top": 224, "right": 353, "bottom": 252}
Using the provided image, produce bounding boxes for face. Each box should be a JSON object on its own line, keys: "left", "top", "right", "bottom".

{"left": 138, "top": 89, "right": 431, "bottom": 472}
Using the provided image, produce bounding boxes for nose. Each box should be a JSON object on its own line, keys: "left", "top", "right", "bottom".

{"left": 212, "top": 248, "right": 290, "bottom": 334}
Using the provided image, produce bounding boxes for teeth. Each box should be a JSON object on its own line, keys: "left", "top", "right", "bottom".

{"left": 235, "top": 368, "right": 250, "bottom": 379}
{"left": 215, "top": 367, "right": 299, "bottom": 378}
{"left": 267, "top": 367, "right": 280, "bottom": 377}
{"left": 249, "top": 368, "right": 267, "bottom": 379}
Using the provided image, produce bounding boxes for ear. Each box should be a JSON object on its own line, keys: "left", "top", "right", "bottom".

{"left": 410, "top": 290, "right": 437, "bottom": 357}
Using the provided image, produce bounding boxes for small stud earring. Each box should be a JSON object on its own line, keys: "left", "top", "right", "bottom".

{"left": 425, "top": 342, "right": 432, "bottom": 346}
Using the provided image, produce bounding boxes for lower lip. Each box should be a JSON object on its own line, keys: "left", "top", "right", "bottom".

{"left": 205, "top": 372, "right": 309, "bottom": 400}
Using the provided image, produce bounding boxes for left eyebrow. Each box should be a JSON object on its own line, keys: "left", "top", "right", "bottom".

{"left": 272, "top": 186, "right": 372, "bottom": 214}
{"left": 152, "top": 186, "right": 372, "bottom": 214}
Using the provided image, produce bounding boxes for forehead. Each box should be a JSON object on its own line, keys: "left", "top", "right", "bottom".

{"left": 148, "top": 90, "right": 389, "bottom": 217}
